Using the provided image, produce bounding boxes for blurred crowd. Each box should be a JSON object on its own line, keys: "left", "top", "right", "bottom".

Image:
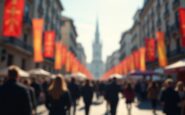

{"left": 0, "top": 67, "right": 185, "bottom": 115}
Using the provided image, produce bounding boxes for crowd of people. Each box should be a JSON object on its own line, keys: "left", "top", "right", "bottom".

{"left": 0, "top": 67, "right": 185, "bottom": 115}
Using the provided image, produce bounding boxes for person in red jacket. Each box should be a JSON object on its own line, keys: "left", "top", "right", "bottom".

{"left": 123, "top": 82, "right": 135, "bottom": 115}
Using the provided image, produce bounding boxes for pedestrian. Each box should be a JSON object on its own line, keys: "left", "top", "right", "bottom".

{"left": 68, "top": 77, "right": 81, "bottom": 115}
{"left": 123, "top": 82, "right": 135, "bottom": 115}
{"left": 81, "top": 80, "right": 94, "bottom": 115}
{"left": 23, "top": 79, "right": 38, "bottom": 115}
{"left": 160, "top": 79, "right": 180, "bottom": 115}
{"left": 0, "top": 67, "right": 32, "bottom": 115}
{"left": 31, "top": 77, "right": 42, "bottom": 105}
{"left": 45, "top": 75, "right": 71, "bottom": 115}
{"left": 147, "top": 81, "right": 159, "bottom": 115}
{"left": 106, "top": 78, "right": 121, "bottom": 115}
{"left": 175, "top": 81, "right": 185, "bottom": 115}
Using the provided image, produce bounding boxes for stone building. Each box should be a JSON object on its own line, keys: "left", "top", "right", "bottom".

{"left": 0, "top": 0, "right": 64, "bottom": 73}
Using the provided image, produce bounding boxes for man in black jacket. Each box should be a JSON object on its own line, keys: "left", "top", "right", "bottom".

{"left": 0, "top": 67, "right": 32, "bottom": 115}
{"left": 160, "top": 79, "right": 180, "bottom": 115}
{"left": 105, "top": 78, "right": 121, "bottom": 115}
{"left": 68, "top": 77, "right": 80, "bottom": 115}
{"left": 81, "top": 80, "right": 94, "bottom": 115}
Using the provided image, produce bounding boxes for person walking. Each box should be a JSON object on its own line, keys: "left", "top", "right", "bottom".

{"left": 106, "top": 78, "right": 121, "bottom": 115}
{"left": 45, "top": 75, "right": 71, "bottom": 115}
{"left": 23, "top": 79, "right": 38, "bottom": 115}
{"left": 123, "top": 82, "right": 135, "bottom": 115}
{"left": 0, "top": 67, "right": 32, "bottom": 115}
{"left": 175, "top": 81, "right": 185, "bottom": 115}
{"left": 147, "top": 81, "right": 160, "bottom": 115}
{"left": 68, "top": 77, "right": 80, "bottom": 115}
{"left": 81, "top": 80, "right": 94, "bottom": 115}
{"left": 160, "top": 79, "right": 180, "bottom": 115}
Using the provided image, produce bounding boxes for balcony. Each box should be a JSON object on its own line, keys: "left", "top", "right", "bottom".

{"left": 0, "top": 37, "right": 33, "bottom": 54}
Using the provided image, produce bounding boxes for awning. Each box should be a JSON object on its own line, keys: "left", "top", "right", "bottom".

{"left": 165, "top": 59, "right": 185, "bottom": 74}
{"left": 0, "top": 65, "right": 30, "bottom": 78}
{"left": 28, "top": 68, "right": 51, "bottom": 77}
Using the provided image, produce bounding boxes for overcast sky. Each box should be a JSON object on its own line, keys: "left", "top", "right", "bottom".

{"left": 61, "top": 0, "right": 144, "bottom": 63}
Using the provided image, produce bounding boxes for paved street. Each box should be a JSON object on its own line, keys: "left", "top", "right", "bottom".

{"left": 38, "top": 97, "right": 165, "bottom": 115}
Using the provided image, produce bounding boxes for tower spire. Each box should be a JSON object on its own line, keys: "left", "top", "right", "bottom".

{"left": 95, "top": 18, "right": 100, "bottom": 42}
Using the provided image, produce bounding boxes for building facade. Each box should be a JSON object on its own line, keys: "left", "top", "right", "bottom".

{"left": 0, "top": 0, "right": 64, "bottom": 73}
{"left": 119, "top": 0, "right": 185, "bottom": 70}
{"left": 61, "top": 16, "right": 78, "bottom": 57}
{"left": 105, "top": 50, "right": 120, "bottom": 71}
{"left": 76, "top": 43, "right": 87, "bottom": 65}
{"left": 89, "top": 20, "right": 104, "bottom": 79}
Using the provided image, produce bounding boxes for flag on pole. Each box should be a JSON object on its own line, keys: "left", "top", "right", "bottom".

{"left": 44, "top": 31, "right": 55, "bottom": 58}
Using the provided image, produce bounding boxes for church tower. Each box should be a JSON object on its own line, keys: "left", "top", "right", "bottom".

{"left": 90, "top": 19, "right": 104, "bottom": 79}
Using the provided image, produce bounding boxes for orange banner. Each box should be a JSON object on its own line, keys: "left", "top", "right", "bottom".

{"left": 2, "top": 0, "right": 25, "bottom": 37}
{"left": 156, "top": 32, "right": 168, "bottom": 67}
{"left": 140, "top": 47, "right": 146, "bottom": 72}
{"left": 179, "top": 8, "right": 185, "bottom": 47}
{"left": 32, "top": 19, "right": 44, "bottom": 62}
{"left": 145, "top": 38, "right": 156, "bottom": 62}
{"left": 65, "top": 51, "right": 71, "bottom": 73}
{"left": 55, "top": 42, "right": 62, "bottom": 70}
{"left": 133, "top": 51, "right": 140, "bottom": 70}
{"left": 44, "top": 31, "right": 55, "bottom": 58}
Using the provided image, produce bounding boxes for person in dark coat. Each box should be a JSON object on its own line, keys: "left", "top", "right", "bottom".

{"left": 23, "top": 79, "right": 37, "bottom": 114}
{"left": 105, "top": 78, "right": 121, "bottom": 115}
{"left": 160, "top": 79, "right": 180, "bottom": 115}
{"left": 0, "top": 67, "right": 32, "bottom": 115}
{"left": 68, "top": 77, "right": 80, "bottom": 115}
{"left": 31, "top": 78, "right": 42, "bottom": 105}
{"left": 81, "top": 80, "right": 94, "bottom": 115}
{"left": 45, "top": 75, "right": 71, "bottom": 115}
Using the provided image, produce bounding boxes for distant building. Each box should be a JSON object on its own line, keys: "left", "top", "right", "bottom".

{"left": 76, "top": 43, "right": 87, "bottom": 65}
{"left": 89, "top": 20, "right": 105, "bottom": 79}
{"left": 105, "top": 50, "right": 120, "bottom": 71}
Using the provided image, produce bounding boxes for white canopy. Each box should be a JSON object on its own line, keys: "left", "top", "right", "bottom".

{"left": 28, "top": 68, "right": 51, "bottom": 77}
{"left": 165, "top": 59, "right": 185, "bottom": 70}
{"left": 72, "top": 72, "right": 87, "bottom": 80}
{"left": 109, "top": 74, "right": 123, "bottom": 79}
{"left": 0, "top": 65, "right": 29, "bottom": 78}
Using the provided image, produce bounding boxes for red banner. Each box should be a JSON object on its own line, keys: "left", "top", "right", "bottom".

{"left": 179, "top": 8, "right": 185, "bottom": 47}
{"left": 145, "top": 38, "right": 156, "bottom": 62}
{"left": 140, "top": 47, "right": 146, "bottom": 72}
{"left": 2, "top": 0, "right": 25, "bottom": 37}
{"left": 55, "top": 42, "right": 62, "bottom": 70}
{"left": 44, "top": 31, "right": 55, "bottom": 58}
{"left": 32, "top": 19, "right": 44, "bottom": 62}
{"left": 133, "top": 51, "right": 140, "bottom": 70}
{"left": 156, "top": 32, "right": 168, "bottom": 67}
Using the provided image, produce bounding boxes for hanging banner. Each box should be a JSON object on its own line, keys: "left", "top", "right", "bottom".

{"left": 61, "top": 45, "right": 67, "bottom": 67}
{"left": 178, "top": 8, "right": 185, "bottom": 47}
{"left": 133, "top": 51, "right": 140, "bottom": 70}
{"left": 130, "top": 54, "right": 135, "bottom": 72}
{"left": 65, "top": 51, "right": 71, "bottom": 73}
{"left": 32, "top": 19, "right": 44, "bottom": 62}
{"left": 140, "top": 47, "right": 146, "bottom": 72}
{"left": 54, "top": 42, "right": 62, "bottom": 70}
{"left": 156, "top": 32, "right": 168, "bottom": 67}
{"left": 44, "top": 31, "right": 55, "bottom": 58}
{"left": 2, "top": 0, "right": 25, "bottom": 37}
{"left": 145, "top": 38, "right": 156, "bottom": 62}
